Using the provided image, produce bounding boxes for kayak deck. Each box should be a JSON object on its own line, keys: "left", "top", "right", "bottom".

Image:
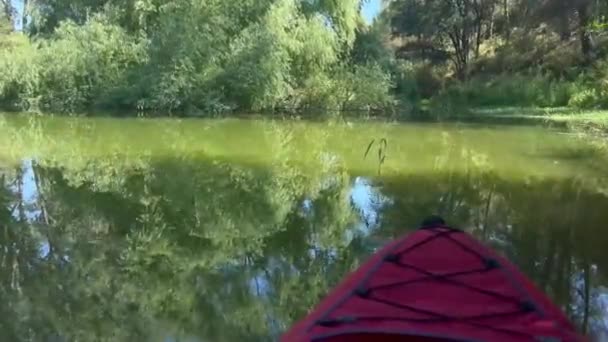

{"left": 282, "top": 223, "right": 584, "bottom": 341}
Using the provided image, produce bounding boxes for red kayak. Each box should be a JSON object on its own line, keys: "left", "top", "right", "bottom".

{"left": 282, "top": 218, "right": 585, "bottom": 341}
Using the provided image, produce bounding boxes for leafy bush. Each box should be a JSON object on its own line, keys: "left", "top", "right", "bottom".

{"left": 36, "top": 16, "right": 147, "bottom": 112}
{"left": 392, "top": 61, "right": 421, "bottom": 104}
{"left": 437, "top": 74, "right": 574, "bottom": 108}
{"left": 413, "top": 63, "right": 444, "bottom": 99}
{"left": 2, "top": 16, "right": 148, "bottom": 113}
{"left": 472, "top": 29, "right": 584, "bottom": 79}
{"left": 568, "top": 88, "right": 601, "bottom": 108}
{"left": 294, "top": 64, "right": 394, "bottom": 114}
{"left": 0, "top": 34, "right": 40, "bottom": 110}
{"left": 567, "top": 59, "right": 608, "bottom": 109}
{"left": 0, "top": 0, "right": 392, "bottom": 116}
{"left": 122, "top": 0, "right": 361, "bottom": 115}
{"left": 392, "top": 61, "right": 445, "bottom": 105}
{"left": 350, "top": 18, "right": 394, "bottom": 69}
{"left": 340, "top": 64, "right": 394, "bottom": 111}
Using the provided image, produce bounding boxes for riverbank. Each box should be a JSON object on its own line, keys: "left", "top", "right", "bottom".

{"left": 543, "top": 111, "right": 608, "bottom": 136}
{"left": 466, "top": 108, "right": 608, "bottom": 135}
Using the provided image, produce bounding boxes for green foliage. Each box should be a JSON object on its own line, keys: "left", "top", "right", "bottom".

{"left": 437, "top": 74, "right": 574, "bottom": 109}
{"left": 569, "top": 88, "right": 602, "bottom": 109}
{"left": 293, "top": 64, "right": 394, "bottom": 113}
{"left": 1, "top": 0, "right": 392, "bottom": 116}
{"left": 568, "top": 59, "right": 608, "bottom": 109}
{"left": 220, "top": 0, "right": 301, "bottom": 111}
{"left": 350, "top": 14, "right": 393, "bottom": 68}
{"left": 0, "top": 35, "right": 39, "bottom": 109}
{"left": 301, "top": 0, "right": 362, "bottom": 46}
{"left": 382, "top": 0, "right": 608, "bottom": 114}
{"left": 388, "top": 0, "right": 498, "bottom": 79}
{"left": 36, "top": 16, "right": 147, "bottom": 111}
{"left": 391, "top": 61, "right": 421, "bottom": 104}
{"left": 0, "top": 15, "right": 147, "bottom": 112}
{"left": 393, "top": 61, "right": 445, "bottom": 102}
{"left": 337, "top": 64, "right": 394, "bottom": 112}
{"left": 6, "top": 0, "right": 608, "bottom": 116}
{"left": 472, "top": 30, "right": 585, "bottom": 79}
{"left": 0, "top": 7, "right": 12, "bottom": 35}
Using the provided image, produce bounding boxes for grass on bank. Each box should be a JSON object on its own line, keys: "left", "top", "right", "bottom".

{"left": 466, "top": 107, "right": 608, "bottom": 136}
{"left": 544, "top": 111, "right": 608, "bottom": 131}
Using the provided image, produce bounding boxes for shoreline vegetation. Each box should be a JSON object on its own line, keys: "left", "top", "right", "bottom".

{"left": 466, "top": 107, "right": 608, "bottom": 136}
{"left": 1, "top": 1, "right": 608, "bottom": 121}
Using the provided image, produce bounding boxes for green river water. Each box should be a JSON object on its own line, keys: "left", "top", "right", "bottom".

{"left": 0, "top": 114, "right": 606, "bottom": 341}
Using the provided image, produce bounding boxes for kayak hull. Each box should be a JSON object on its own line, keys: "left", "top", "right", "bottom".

{"left": 281, "top": 224, "right": 584, "bottom": 342}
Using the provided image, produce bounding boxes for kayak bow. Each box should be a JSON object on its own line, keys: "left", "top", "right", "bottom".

{"left": 282, "top": 219, "right": 585, "bottom": 342}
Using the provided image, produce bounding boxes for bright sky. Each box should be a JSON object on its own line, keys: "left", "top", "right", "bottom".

{"left": 11, "top": 0, "right": 383, "bottom": 30}
{"left": 8, "top": 0, "right": 383, "bottom": 223}
{"left": 11, "top": 0, "right": 24, "bottom": 30}
{"left": 362, "top": 0, "right": 382, "bottom": 24}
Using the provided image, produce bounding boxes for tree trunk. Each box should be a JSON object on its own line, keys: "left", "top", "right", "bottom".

{"left": 449, "top": 31, "right": 469, "bottom": 81}
{"left": 489, "top": 1, "right": 496, "bottom": 38}
{"left": 474, "top": 1, "right": 483, "bottom": 57}
{"left": 539, "top": 235, "right": 557, "bottom": 289}
{"left": 482, "top": 187, "right": 494, "bottom": 240}
{"left": 503, "top": 0, "right": 510, "bottom": 41}
{"left": 558, "top": 11, "right": 571, "bottom": 41}
{"left": 475, "top": 20, "right": 482, "bottom": 57}
{"left": 581, "top": 260, "right": 591, "bottom": 334}
{"left": 22, "top": 0, "right": 28, "bottom": 30}
{"left": 577, "top": 2, "right": 593, "bottom": 61}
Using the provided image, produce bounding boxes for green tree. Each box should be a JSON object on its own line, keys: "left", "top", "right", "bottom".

{"left": 0, "top": 0, "right": 13, "bottom": 33}
{"left": 1, "top": 0, "right": 397, "bottom": 115}
{"left": 517, "top": 0, "right": 595, "bottom": 60}
{"left": 388, "top": 0, "right": 497, "bottom": 79}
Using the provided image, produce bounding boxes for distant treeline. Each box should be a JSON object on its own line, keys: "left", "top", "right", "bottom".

{"left": 1, "top": 0, "right": 608, "bottom": 116}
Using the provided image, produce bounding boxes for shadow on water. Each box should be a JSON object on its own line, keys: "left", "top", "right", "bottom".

{"left": 0, "top": 152, "right": 606, "bottom": 341}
